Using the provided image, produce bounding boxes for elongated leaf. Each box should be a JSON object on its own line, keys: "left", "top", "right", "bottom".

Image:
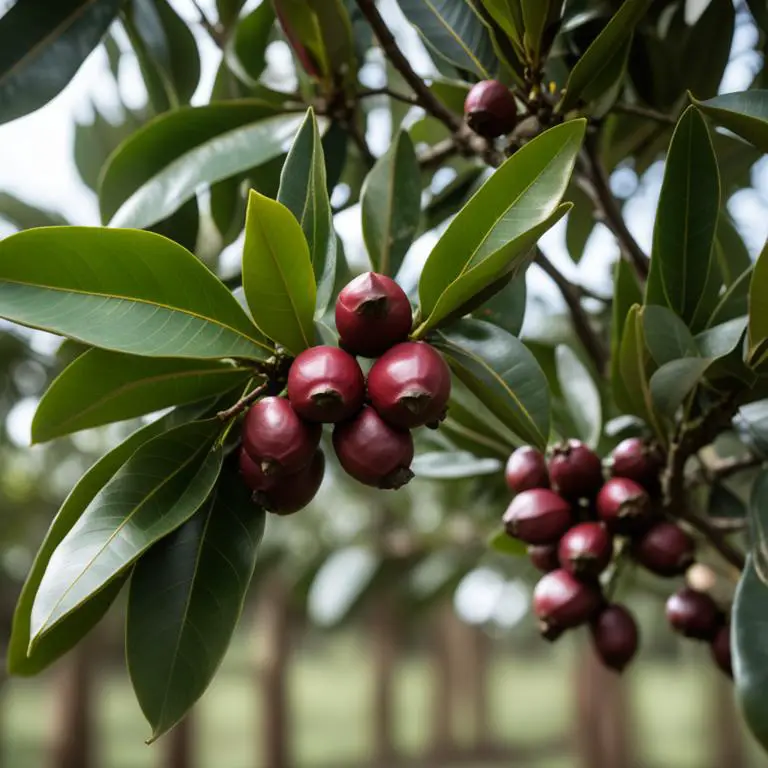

{"left": 0, "top": 227, "right": 268, "bottom": 360}
{"left": 611, "top": 258, "right": 643, "bottom": 412}
{"left": 709, "top": 266, "right": 752, "bottom": 329}
{"left": 649, "top": 357, "right": 712, "bottom": 418}
{"left": 646, "top": 107, "right": 720, "bottom": 331}
{"left": 480, "top": 0, "right": 523, "bottom": 48}
{"left": 683, "top": 0, "right": 734, "bottom": 101}
{"left": 0, "top": 193, "right": 69, "bottom": 230}
{"left": 306, "top": 0, "right": 357, "bottom": 86}
{"left": 434, "top": 319, "right": 550, "bottom": 450}
{"left": 32, "top": 350, "right": 252, "bottom": 443}
{"left": 229, "top": 1, "right": 274, "bottom": 83}
{"left": 127, "top": 468, "right": 265, "bottom": 740}
{"left": 748, "top": 239, "right": 768, "bottom": 365}
{"left": 642, "top": 305, "right": 698, "bottom": 366}
{"left": 555, "top": 345, "right": 601, "bottom": 448}
{"left": 243, "top": 191, "right": 316, "bottom": 354}
{"left": 521, "top": 0, "right": 549, "bottom": 61}
{"left": 470, "top": 274, "right": 526, "bottom": 336}
{"left": 411, "top": 451, "right": 502, "bottom": 479}
{"left": 277, "top": 109, "right": 336, "bottom": 316}
{"left": 361, "top": 130, "right": 420, "bottom": 279}
{"left": 488, "top": 528, "right": 527, "bottom": 556}
{"left": 693, "top": 91, "right": 768, "bottom": 154}
{"left": 0, "top": 0, "right": 123, "bottom": 125}
{"left": 565, "top": 186, "right": 594, "bottom": 263}
{"left": 30, "top": 420, "right": 224, "bottom": 644}
{"left": 716, "top": 213, "right": 752, "bottom": 288}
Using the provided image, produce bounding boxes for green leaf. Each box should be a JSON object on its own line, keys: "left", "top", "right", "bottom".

{"left": 242, "top": 191, "right": 317, "bottom": 354}
{"left": 565, "top": 185, "right": 594, "bottom": 263}
{"left": 748, "top": 239, "right": 768, "bottom": 365}
{"left": 709, "top": 483, "right": 747, "bottom": 519}
{"left": 646, "top": 106, "right": 720, "bottom": 331}
{"left": 434, "top": 319, "right": 550, "bottom": 451}
{"left": 709, "top": 266, "right": 752, "bottom": 329}
{"left": 555, "top": 345, "right": 601, "bottom": 448}
{"left": 470, "top": 274, "right": 526, "bottom": 336}
{"left": 395, "top": 0, "right": 497, "bottom": 78}
{"left": 411, "top": 451, "right": 502, "bottom": 479}
{"left": 217, "top": 0, "right": 245, "bottom": 26}
{"left": 682, "top": 0, "right": 735, "bottom": 101}
{"left": 277, "top": 109, "right": 337, "bottom": 317}
{"left": 127, "top": 467, "right": 266, "bottom": 740}
{"left": 32, "top": 350, "right": 252, "bottom": 443}
{"left": 692, "top": 91, "right": 768, "bottom": 155}
{"left": 715, "top": 214, "right": 752, "bottom": 288}
{"left": 0, "top": 0, "right": 123, "bottom": 125}
{"left": 229, "top": 1, "right": 275, "bottom": 83}
{"left": 649, "top": 357, "right": 712, "bottom": 418}
{"left": 418, "top": 120, "right": 586, "bottom": 332}
{"left": 488, "top": 527, "right": 527, "bottom": 556}
{"left": 0, "top": 193, "right": 68, "bottom": 230}
{"left": 696, "top": 316, "right": 747, "bottom": 360}
{"left": 521, "top": 0, "right": 550, "bottom": 62}
{"left": 30, "top": 420, "right": 224, "bottom": 644}
{"left": 361, "top": 130, "right": 421, "bottom": 279}
{"left": 0, "top": 227, "right": 268, "bottom": 360}
{"left": 306, "top": 0, "right": 357, "bottom": 87}
{"left": 557, "top": 0, "right": 652, "bottom": 114}
{"left": 642, "top": 305, "right": 698, "bottom": 366}
{"left": 611, "top": 258, "right": 643, "bottom": 412}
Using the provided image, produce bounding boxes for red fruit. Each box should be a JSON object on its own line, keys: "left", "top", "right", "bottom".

{"left": 549, "top": 440, "right": 604, "bottom": 501}
{"left": 596, "top": 477, "right": 652, "bottom": 534}
{"left": 258, "top": 450, "right": 325, "bottom": 515}
{"left": 528, "top": 544, "right": 560, "bottom": 573}
{"left": 632, "top": 521, "right": 695, "bottom": 577}
{"left": 590, "top": 604, "right": 639, "bottom": 673}
{"left": 332, "top": 406, "right": 414, "bottom": 489}
{"left": 287, "top": 346, "right": 365, "bottom": 423}
{"left": 610, "top": 437, "right": 663, "bottom": 492}
{"left": 533, "top": 569, "right": 603, "bottom": 639}
{"left": 239, "top": 447, "right": 276, "bottom": 492}
{"left": 666, "top": 588, "right": 721, "bottom": 641}
{"left": 464, "top": 80, "right": 518, "bottom": 138}
{"left": 367, "top": 342, "right": 451, "bottom": 429}
{"left": 242, "top": 396, "right": 321, "bottom": 477}
{"left": 335, "top": 272, "right": 412, "bottom": 357}
{"left": 503, "top": 489, "right": 573, "bottom": 545}
{"left": 558, "top": 522, "right": 613, "bottom": 580}
{"left": 505, "top": 446, "right": 549, "bottom": 493}
{"left": 710, "top": 624, "right": 732, "bottom": 678}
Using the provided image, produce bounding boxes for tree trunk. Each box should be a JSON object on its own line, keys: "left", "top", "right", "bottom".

{"left": 429, "top": 604, "right": 457, "bottom": 764}
{"left": 469, "top": 626, "right": 492, "bottom": 755}
{"left": 163, "top": 714, "right": 195, "bottom": 768}
{"left": 713, "top": 673, "right": 744, "bottom": 768}
{"left": 370, "top": 591, "right": 398, "bottom": 767}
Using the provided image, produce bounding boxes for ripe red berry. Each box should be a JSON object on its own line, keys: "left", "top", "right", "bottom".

{"left": 632, "top": 521, "right": 695, "bottom": 577}
{"left": 332, "top": 406, "right": 414, "bottom": 489}
{"left": 239, "top": 446, "right": 276, "bottom": 492}
{"left": 666, "top": 588, "right": 721, "bottom": 641}
{"left": 533, "top": 569, "right": 603, "bottom": 639}
{"left": 257, "top": 450, "right": 325, "bottom": 515}
{"left": 367, "top": 342, "right": 451, "bottom": 429}
{"left": 242, "top": 396, "right": 321, "bottom": 478}
{"left": 503, "top": 489, "right": 573, "bottom": 545}
{"left": 505, "top": 446, "right": 549, "bottom": 493}
{"left": 287, "top": 346, "right": 365, "bottom": 423}
{"left": 590, "top": 604, "right": 639, "bottom": 673}
{"left": 710, "top": 624, "right": 732, "bottom": 678}
{"left": 335, "top": 272, "right": 412, "bottom": 358}
{"left": 596, "top": 477, "right": 652, "bottom": 534}
{"left": 610, "top": 437, "right": 663, "bottom": 492}
{"left": 464, "top": 80, "right": 518, "bottom": 138}
{"left": 528, "top": 544, "right": 560, "bottom": 574}
{"left": 549, "top": 440, "right": 604, "bottom": 501}
{"left": 558, "top": 522, "right": 613, "bottom": 580}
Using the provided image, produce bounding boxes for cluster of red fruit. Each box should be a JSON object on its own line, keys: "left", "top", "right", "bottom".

{"left": 503, "top": 438, "right": 732, "bottom": 676}
{"left": 237, "top": 272, "right": 452, "bottom": 514}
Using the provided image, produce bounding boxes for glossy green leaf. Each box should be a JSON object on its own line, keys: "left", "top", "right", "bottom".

{"left": 709, "top": 266, "right": 752, "bottom": 329}
{"left": 521, "top": 0, "right": 550, "bottom": 61}
{"left": 434, "top": 319, "right": 550, "bottom": 451}
{"left": 0, "top": 0, "right": 123, "bottom": 125}
{"left": 696, "top": 316, "right": 747, "bottom": 360}
{"left": 565, "top": 185, "right": 594, "bottom": 263}
{"left": 30, "top": 420, "right": 224, "bottom": 644}
{"left": 611, "top": 258, "right": 643, "bottom": 413}
{"left": 277, "top": 109, "right": 337, "bottom": 316}
{"left": 242, "top": 191, "right": 316, "bottom": 354}
{"left": 488, "top": 528, "right": 527, "bottom": 557}
{"left": 470, "top": 274, "right": 526, "bottom": 337}
{"left": 555, "top": 345, "right": 601, "bottom": 448}
{"left": 229, "top": 1, "right": 275, "bottom": 83}
{"left": 649, "top": 357, "right": 712, "bottom": 418}
{"left": 683, "top": 0, "right": 734, "bottom": 100}
{"left": 0, "top": 227, "right": 268, "bottom": 360}
{"left": 479, "top": 0, "right": 524, "bottom": 48}
{"left": 361, "top": 130, "right": 420, "bottom": 279}
{"left": 692, "top": 91, "right": 768, "bottom": 155}
{"left": 306, "top": 0, "right": 357, "bottom": 86}
{"left": 32, "top": 350, "right": 252, "bottom": 443}
{"left": 715, "top": 214, "right": 752, "bottom": 288}
{"left": 646, "top": 107, "right": 720, "bottom": 330}
{"left": 642, "top": 305, "right": 698, "bottom": 366}
{"left": 127, "top": 467, "right": 265, "bottom": 740}
{"left": 411, "top": 451, "right": 502, "bottom": 479}
{"left": 748, "top": 239, "right": 768, "bottom": 365}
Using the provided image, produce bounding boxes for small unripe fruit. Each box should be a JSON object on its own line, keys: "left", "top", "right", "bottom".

{"left": 549, "top": 440, "right": 604, "bottom": 501}
{"left": 666, "top": 587, "right": 721, "bottom": 640}
{"left": 335, "top": 272, "right": 412, "bottom": 358}
{"left": 367, "top": 342, "right": 451, "bottom": 429}
{"left": 528, "top": 544, "right": 560, "bottom": 574}
{"left": 558, "top": 522, "right": 613, "bottom": 580}
{"left": 596, "top": 477, "right": 652, "bottom": 534}
{"left": 332, "top": 406, "right": 414, "bottom": 489}
{"left": 503, "top": 489, "right": 573, "bottom": 545}
{"left": 610, "top": 437, "right": 663, "bottom": 492}
{"left": 505, "top": 446, "right": 549, "bottom": 493}
{"left": 257, "top": 450, "right": 325, "bottom": 515}
{"left": 464, "top": 80, "right": 517, "bottom": 139}
{"left": 533, "top": 569, "right": 603, "bottom": 639}
{"left": 239, "top": 446, "right": 276, "bottom": 492}
{"left": 710, "top": 624, "right": 732, "bottom": 678}
{"left": 287, "top": 346, "right": 365, "bottom": 423}
{"left": 632, "top": 521, "right": 695, "bottom": 577}
{"left": 590, "top": 604, "right": 639, "bottom": 673}
{"left": 242, "top": 396, "right": 321, "bottom": 477}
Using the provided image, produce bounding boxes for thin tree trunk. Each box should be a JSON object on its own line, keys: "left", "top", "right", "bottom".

{"left": 163, "top": 714, "right": 195, "bottom": 768}
{"left": 713, "top": 673, "right": 744, "bottom": 768}
{"left": 429, "top": 604, "right": 457, "bottom": 764}
{"left": 470, "top": 627, "right": 492, "bottom": 755}
{"left": 370, "top": 591, "right": 398, "bottom": 766}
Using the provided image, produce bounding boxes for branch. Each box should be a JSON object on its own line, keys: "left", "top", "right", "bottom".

{"left": 189, "top": 0, "right": 226, "bottom": 48}
{"left": 612, "top": 103, "right": 677, "bottom": 126}
{"left": 357, "top": 87, "right": 418, "bottom": 106}
{"left": 709, "top": 454, "right": 763, "bottom": 480}
{"left": 346, "top": 120, "right": 376, "bottom": 168}
{"left": 418, "top": 137, "right": 459, "bottom": 169}
{"left": 217, "top": 381, "right": 269, "bottom": 421}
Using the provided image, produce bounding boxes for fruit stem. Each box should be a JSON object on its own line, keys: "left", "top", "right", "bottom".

{"left": 217, "top": 379, "right": 269, "bottom": 422}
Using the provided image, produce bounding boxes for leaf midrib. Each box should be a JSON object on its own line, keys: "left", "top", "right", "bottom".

{"left": 422, "top": 0, "right": 489, "bottom": 76}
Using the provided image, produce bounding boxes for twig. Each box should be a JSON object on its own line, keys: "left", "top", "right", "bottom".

{"left": 217, "top": 381, "right": 268, "bottom": 421}
{"left": 357, "top": 87, "right": 418, "bottom": 106}
{"left": 189, "top": 0, "right": 226, "bottom": 47}
{"left": 612, "top": 103, "right": 677, "bottom": 125}
{"left": 709, "top": 454, "right": 763, "bottom": 480}
{"left": 418, "top": 138, "right": 460, "bottom": 169}
{"left": 347, "top": 120, "right": 376, "bottom": 168}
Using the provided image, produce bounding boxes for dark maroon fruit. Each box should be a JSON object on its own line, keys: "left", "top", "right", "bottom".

{"left": 710, "top": 624, "right": 732, "bottom": 678}
{"left": 505, "top": 446, "right": 549, "bottom": 493}
{"left": 590, "top": 604, "right": 639, "bottom": 673}
{"left": 549, "top": 440, "right": 604, "bottom": 501}
{"left": 596, "top": 477, "right": 652, "bottom": 534}
{"left": 533, "top": 569, "right": 603, "bottom": 639}
{"left": 464, "top": 80, "right": 518, "bottom": 138}
{"left": 632, "top": 521, "right": 695, "bottom": 577}
{"left": 242, "top": 396, "right": 321, "bottom": 477}
{"left": 335, "top": 272, "right": 412, "bottom": 358}
{"left": 503, "top": 489, "right": 573, "bottom": 545}
{"left": 558, "top": 522, "right": 613, "bottom": 580}
{"left": 287, "top": 345, "right": 365, "bottom": 423}
{"left": 666, "top": 587, "right": 721, "bottom": 640}
{"left": 332, "top": 406, "right": 414, "bottom": 489}
{"left": 610, "top": 437, "right": 663, "bottom": 492}
{"left": 367, "top": 342, "right": 451, "bottom": 429}
{"left": 528, "top": 544, "right": 560, "bottom": 573}
{"left": 257, "top": 450, "right": 325, "bottom": 515}
{"left": 239, "top": 446, "right": 276, "bottom": 492}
